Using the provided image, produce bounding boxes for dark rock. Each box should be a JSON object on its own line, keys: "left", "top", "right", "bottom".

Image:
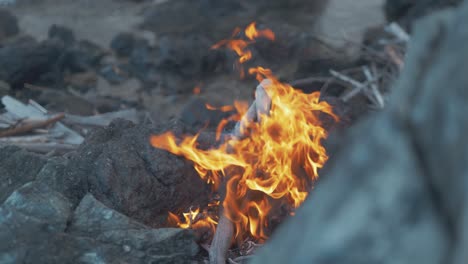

{"left": 179, "top": 97, "right": 234, "bottom": 131}
{"left": 384, "top": 0, "right": 461, "bottom": 28}
{"left": 48, "top": 24, "right": 75, "bottom": 46}
{"left": 110, "top": 32, "right": 136, "bottom": 57}
{"left": 0, "top": 39, "right": 64, "bottom": 88}
{"left": 64, "top": 119, "right": 210, "bottom": 226}
{"left": 0, "top": 9, "right": 19, "bottom": 42}
{"left": 58, "top": 40, "right": 106, "bottom": 73}
{"left": 69, "top": 194, "right": 199, "bottom": 259}
{"left": 0, "top": 145, "right": 46, "bottom": 203}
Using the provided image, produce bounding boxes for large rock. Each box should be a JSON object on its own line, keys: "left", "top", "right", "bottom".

{"left": 0, "top": 38, "right": 65, "bottom": 88}
{"left": 253, "top": 2, "right": 468, "bottom": 263}
{"left": 64, "top": 119, "right": 210, "bottom": 227}
{"left": 0, "top": 145, "right": 46, "bottom": 203}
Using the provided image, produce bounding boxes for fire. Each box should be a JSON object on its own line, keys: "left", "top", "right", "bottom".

{"left": 211, "top": 22, "right": 274, "bottom": 78}
{"left": 168, "top": 207, "right": 218, "bottom": 234}
{"left": 151, "top": 22, "right": 338, "bottom": 242}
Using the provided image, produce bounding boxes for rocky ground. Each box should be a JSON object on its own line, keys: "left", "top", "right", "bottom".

{"left": 0, "top": 0, "right": 464, "bottom": 263}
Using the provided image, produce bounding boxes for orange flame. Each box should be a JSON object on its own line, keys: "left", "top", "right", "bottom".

{"left": 168, "top": 207, "right": 218, "bottom": 235}
{"left": 151, "top": 22, "right": 338, "bottom": 241}
{"left": 212, "top": 22, "right": 275, "bottom": 77}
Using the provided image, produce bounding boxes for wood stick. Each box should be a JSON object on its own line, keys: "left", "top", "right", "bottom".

{"left": 0, "top": 113, "right": 65, "bottom": 138}
{"left": 363, "top": 66, "right": 385, "bottom": 108}
{"left": 209, "top": 211, "right": 235, "bottom": 264}
{"left": 209, "top": 80, "right": 272, "bottom": 264}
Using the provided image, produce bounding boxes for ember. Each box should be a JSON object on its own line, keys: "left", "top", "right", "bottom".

{"left": 151, "top": 22, "right": 338, "bottom": 244}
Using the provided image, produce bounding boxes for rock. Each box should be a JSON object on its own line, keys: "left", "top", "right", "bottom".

{"left": 179, "top": 97, "right": 234, "bottom": 131}
{"left": 0, "top": 39, "right": 64, "bottom": 88}
{"left": 21, "top": 233, "right": 192, "bottom": 264}
{"left": 35, "top": 157, "right": 86, "bottom": 205}
{"left": 0, "top": 79, "right": 10, "bottom": 96}
{"left": 64, "top": 119, "right": 210, "bottom": 226}
{"left": 58, "top": 40, "right": 105, "bottom": 74}
{"left": 110, "top": 32, "right": 136, "bottom": 57}
{"left": 69, "top": 194, "right": 199, "bottom": 259}
{"left": 0, "top": 181, "right": 73, "bottom": 261}
{"left": 0, "top": 8, "right": 19, "bottom": 42}
{"left": 0, "top": 145, "right": 46, "bottom": 204}
{"left": 384, "top": 0, "right": 461, "bottom": 28}
{"left": 48, "top": 24, "right": 75, "bottom": 46}
{"left": 317, "top": 0, "right": 386, "bottom": 60}
{"left": 253, "top": 4, "right": 468, "bottom": 264}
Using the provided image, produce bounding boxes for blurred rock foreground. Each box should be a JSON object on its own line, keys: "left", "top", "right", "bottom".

{"left": 253, "top": 1, "right": 468, "bottom": 264}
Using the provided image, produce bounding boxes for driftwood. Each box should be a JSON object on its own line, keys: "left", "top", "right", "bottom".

{"left": 1, "top": 96, "right": 84, "bottom": 145}
{"left": 0, "top": 113, "right": 64, "bottom": 138}
{"left": 209, "top": 80, "right": 272, "bottom": 264}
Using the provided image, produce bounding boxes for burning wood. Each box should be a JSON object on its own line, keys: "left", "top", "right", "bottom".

{"left": 150, "top": 22, "right": 338, "bottom": 263}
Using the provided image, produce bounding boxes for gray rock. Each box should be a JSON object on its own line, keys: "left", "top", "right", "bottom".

{"left": 0, "top": 145, "right": 46, "bottom": 203}
{"left": 253, "top": 3, "right": 468, "bottom": 263}
{"left": 69, "top": 194, "right": 199, "bottom": 260}
{"left": 36, "top": 157, "right": 85, "bottom": 205}
{"left": 0, "top": 181, "right": 73, "bottom": 262}
{"left": 0, "top": 8, "right": 18, "bottom": 42}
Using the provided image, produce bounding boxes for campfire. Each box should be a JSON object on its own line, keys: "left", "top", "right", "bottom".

{"left": 150, "top": 22, "right": 338, "bottom": 263}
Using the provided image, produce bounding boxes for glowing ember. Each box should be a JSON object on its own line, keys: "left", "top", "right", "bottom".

{"left": 151, "top": 22, "right": 338, "bottom": 242}
{"left": 193, "top": 86, "right": 201, "bottom": 95}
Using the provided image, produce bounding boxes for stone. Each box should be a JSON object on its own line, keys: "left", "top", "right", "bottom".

{"left": 0, "top": 145, "right": 46, "bottom": 203}
{"left": 68, "top": 194, "right": 199, "bottom": 259}
{"left": 110, "top": 32, "right": 136, "bottom": 57}
{"left": 0, "top": 181, "right": 73, "bottom": 262}
{"left": 253, "top": 4, "right": 468, "bottom": 264}
{"left": 0, "top": 39, "right": 64, "bottom": 88}
{"left": 48, "top": 24, "right": 75, "bottom": 46}
{"left": 0, "top": 8, "right": 19, "bottom": 42}
{"left": 64, "top": 119, "right": 210, "bottom": 227}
